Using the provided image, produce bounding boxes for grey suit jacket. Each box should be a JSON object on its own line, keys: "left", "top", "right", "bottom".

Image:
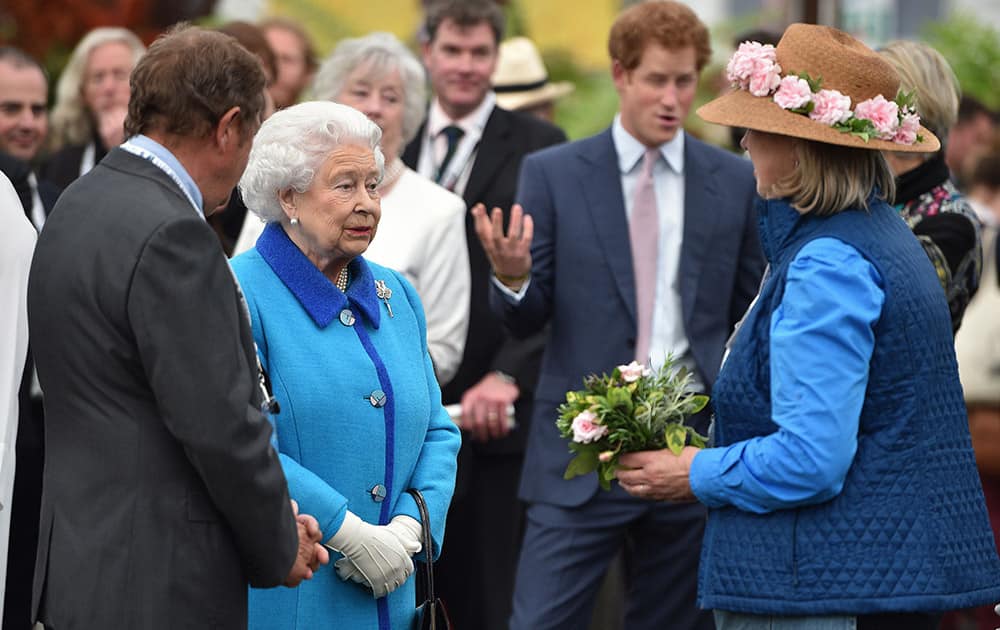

{"left": 494, "top": 129, "right": 766, "bottom": 507}
{"left": 27, "top": 149, "right": 298, "bottom": 629}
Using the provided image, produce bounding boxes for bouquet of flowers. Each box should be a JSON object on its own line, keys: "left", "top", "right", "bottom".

{"left": 556, "top": 358, "right": 709, "bottom": 490}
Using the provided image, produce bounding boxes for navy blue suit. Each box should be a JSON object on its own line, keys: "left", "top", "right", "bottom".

{"left": 494, "top": 129, "right": 765, "bottom": 629}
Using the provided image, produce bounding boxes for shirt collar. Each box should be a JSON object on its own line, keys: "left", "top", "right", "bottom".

{"left": 255, "top": 222, "right": 381, "bottom": 329}
{"left": 126, "top": 134, "right": 204, "bottom": 213}
{"left": 427, "top": 91, "right": 496, "bottom": 138}
{"left": 611, "top": 114, "right": 685, "bottom": 176}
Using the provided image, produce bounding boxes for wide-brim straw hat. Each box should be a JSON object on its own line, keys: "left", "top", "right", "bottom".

{"left": 698, "top": 23, "right": 940, "bottom": 153}
{"left": 492, "top": 37, "right": 574, "bottom": 111}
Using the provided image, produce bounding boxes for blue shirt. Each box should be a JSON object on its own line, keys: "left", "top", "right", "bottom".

{"left": 123, "top": 134, "right": 203, "bottom": 216}
{"left": 689, "top": 236, "right": 884, "bottom": 513}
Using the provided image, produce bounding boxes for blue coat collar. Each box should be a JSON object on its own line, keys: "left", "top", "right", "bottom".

{"left": 256, "top": 222, "right": 381, "bottom": 329}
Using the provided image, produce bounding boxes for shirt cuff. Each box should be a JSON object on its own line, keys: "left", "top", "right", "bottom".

{"left": 689, "top": 446, "right": 734, "bottom": 509}
{"left": 490, "top": 275, "right": 530, "bottom": 302}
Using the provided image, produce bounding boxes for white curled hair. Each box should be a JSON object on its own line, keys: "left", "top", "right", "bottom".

{"left": 311, "top": 32, "right": 427, "bottom": 146}
{"left": 240, "top": 101, "right": 385, "bottom": 223}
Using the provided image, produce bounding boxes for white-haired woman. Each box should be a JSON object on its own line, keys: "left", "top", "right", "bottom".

{"left": 232, "top": 101, "right": 461, "bottom": 630}
{"left": 235, "top": 31, "right": 470, "bottom": 386}
{"left": 42, "top": 27, "right": 145, "bottom": 190}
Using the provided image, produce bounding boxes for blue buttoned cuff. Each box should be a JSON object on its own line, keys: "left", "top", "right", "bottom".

{"left": 689, "top": 446, "right": 735, "bottom": 509}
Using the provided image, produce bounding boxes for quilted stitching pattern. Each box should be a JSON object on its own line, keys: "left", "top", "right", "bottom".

{"left": 700, "top": 198, "right": 1000, "bottom": 615}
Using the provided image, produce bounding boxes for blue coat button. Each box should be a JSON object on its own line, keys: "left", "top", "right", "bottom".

{"left": 339, "top": 309, "right": 355, "bottom": 326}
{"left": 370, "top": 484, "right": 387, "bottom": 502}
{"left": 369, "top": 389, "right": 387, "bottom": 408}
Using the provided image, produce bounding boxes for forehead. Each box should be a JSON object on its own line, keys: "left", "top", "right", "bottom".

{"left": 0, "top": 61, "right": 48, "bottom": 98}
{"left": 265, "top": 27, "right": 305, "bottom": 54}
{"left": 321, "top": 143, "right": 377, "bottom": 172}
{"left": 433, "top": 19, "right": 496, "bottom": 48}
{"left": 86, "top": 41, "right": 135, "bottom": 71}
{"left": 632, "top": 43, "right": 697, "bottom": 74}
{"left": 345, "top": 62, "right": 402, "bottom": 88}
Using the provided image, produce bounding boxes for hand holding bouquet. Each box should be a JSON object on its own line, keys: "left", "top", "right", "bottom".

{"left": 556, "top": 358, "right": 709, "bottom": 490}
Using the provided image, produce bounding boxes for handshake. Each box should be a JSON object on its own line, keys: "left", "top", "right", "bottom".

{"left": 326, "top": 511, "right": 423, "bottom": 598}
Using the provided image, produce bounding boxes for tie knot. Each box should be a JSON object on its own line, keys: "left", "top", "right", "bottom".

{"left": 641, "top": 148, "right": 659, "bottom": 176}
{"left": 441, "top": 125, "right": 465, "bottom": 147}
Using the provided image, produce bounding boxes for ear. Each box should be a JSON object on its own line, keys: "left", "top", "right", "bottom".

{"left": 611, "top": 59, "right": 629, "bottom": 93}
{"left": 278, "top": 187, "right": 297, "bottom": 219}
{"left": 214, "top": 106, "right": 242, "bottom": 152}
{"left": 421, "top": 40, "right": 433, "bottom": 68}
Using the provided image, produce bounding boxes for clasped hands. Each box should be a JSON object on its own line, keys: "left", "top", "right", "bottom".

{"left": 327, "top": 511, "right": 423, "bottom": 598}
{"left": 615, "top": 446, "right": 701, "bottom": 503}
{"left": 284, "top": 499, "right": 331, "bottom": 587}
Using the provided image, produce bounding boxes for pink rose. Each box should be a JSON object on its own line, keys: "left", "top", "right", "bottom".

{"left": 809, "top": 89, "right": 853, "bottom": 125}
{"left": 854, "top": 95, "right": 899, "bottom": 139}
{"left": 618, "top": 361, "right": 651, "bottom": 383}
{"left": 727, "top": 41, "right": 781, "bottom": 96}
{"left": 571, "top": 410, "right": 608, "bottom": 444}
{"left": 598, "top": 451, "right": 615, "bottom": 463}
{"left": 893, "top": 108, "right": 921, "bottom": 145}
{"left": 773, "top": 76, "right": 813, "bottom": 110}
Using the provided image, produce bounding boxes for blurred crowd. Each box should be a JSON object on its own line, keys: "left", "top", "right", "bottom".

{"left": 1, "top": 1, "right": 999, "bottom": 629}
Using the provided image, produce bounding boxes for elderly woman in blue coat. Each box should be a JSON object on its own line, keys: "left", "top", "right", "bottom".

{"left": 232, "top": 101, "right": 461, "bottom": 630}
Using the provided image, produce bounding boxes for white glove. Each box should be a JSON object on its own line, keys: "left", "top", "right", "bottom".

{"left": 326, "top": 511, "right": 414, "bottom": 598}
{"left": 335, "top": 515, "right": 423, "bottom": 591}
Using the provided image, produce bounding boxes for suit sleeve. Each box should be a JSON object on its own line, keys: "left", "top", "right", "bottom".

{"left": 127, "top": 216, "right": 297, "bottom": 588}
{"left": 729, "top": 177, "right": 767, "bottom": 329}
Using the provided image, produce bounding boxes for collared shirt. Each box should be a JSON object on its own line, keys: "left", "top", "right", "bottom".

{"left": 26, "top": 172, "right": 45, "bottom": 231}
{"left": 416, "top": 92, "right": 496, "bottom": 196}
{"left": 689, "top": 237, "right": 884, "bottom": 513}
{"left": 121, "top": 134, "right": 204, "bottom": 218}
{"left": 612, "top": 115, "right": 693, "bottom": 386}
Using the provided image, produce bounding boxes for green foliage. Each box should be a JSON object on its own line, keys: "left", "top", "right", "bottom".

{"left": 556, "top": 357, "right": 710, "bottom": 489}
{"left": 923, "top": 13, "right": 1000, "bottom": 109}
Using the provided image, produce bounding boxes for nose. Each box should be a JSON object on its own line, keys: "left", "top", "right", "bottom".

{"left": 659, "top": 85, "right": 678, "bottom": 110}
{"left": 740, "top": 130, "right": 751, "bottom": 151}
{"left": 362, "top": 93, "right": 383, "bottom": 120}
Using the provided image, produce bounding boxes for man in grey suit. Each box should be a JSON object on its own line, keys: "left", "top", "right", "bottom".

{"left": 27, "top": 26, "right": 327, "bottom": 629}
{"left": 475, "top": 3, "right": 766, "bottom": 629}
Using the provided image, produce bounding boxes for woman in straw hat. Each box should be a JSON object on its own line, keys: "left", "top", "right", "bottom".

{"left": 614, "top": 23, "right": 1000, "bottom": 630}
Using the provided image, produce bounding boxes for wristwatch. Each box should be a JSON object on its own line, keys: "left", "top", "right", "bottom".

{"left": 492, "top": 370, "right": 516, "bottom": 385}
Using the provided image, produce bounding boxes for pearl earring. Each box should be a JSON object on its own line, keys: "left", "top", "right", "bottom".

{"left": 290, "top": 217, "right": 299, "bottom": 226}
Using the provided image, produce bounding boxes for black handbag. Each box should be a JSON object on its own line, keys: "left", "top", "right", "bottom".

{"left": 407, "top": 489, "right": 452, "bottom": 630}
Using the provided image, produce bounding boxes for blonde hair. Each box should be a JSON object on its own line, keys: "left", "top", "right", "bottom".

{"left": 879, "top": 40, "right": 960, "bottom": 143}
{"left": 772, "top": 140, "right": 896, "bottom": 216}
{"left": 49, "top": 27, "right": 146, "bottom": 150}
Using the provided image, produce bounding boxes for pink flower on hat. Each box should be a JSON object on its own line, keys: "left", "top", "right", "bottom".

{"left": 727, "top": 42, "right": 782, "bottom": 96}
{"left": 571, "top": 410, "right": 607, "bottom": 444}
{"left": 893, "top": 108, "right": 921, "bottom": 145}
{"left": 809, "top": 89, "right": 853, "bottom": 125}
{"left": 854, "top": 95, "right": 900, "bottom": 140}
{"left": 773, "top": 76, "right": 813, "bottom": 110}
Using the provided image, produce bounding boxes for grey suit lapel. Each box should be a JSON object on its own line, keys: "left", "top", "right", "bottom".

{"left": 678, "top": 138, "right": 720, "bottom": 327}
{"left": 578, "top": 129, "right": 637, "bottom": 322}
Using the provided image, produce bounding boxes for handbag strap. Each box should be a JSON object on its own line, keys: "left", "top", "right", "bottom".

{"left": 406, "top": 488, "right": 435, "bottom": 600}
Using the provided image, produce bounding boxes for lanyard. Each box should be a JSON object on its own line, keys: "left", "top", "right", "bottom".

{"left": 120, "top": 140, "right": 203, "bottom": 217}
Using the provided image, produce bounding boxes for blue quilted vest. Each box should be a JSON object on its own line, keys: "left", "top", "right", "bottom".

{"left": 698, "top": 196, "right": 1000, "bottom": 615}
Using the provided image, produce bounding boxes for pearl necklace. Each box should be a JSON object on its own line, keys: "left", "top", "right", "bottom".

{"left": 336, "top": 267, "right": 349, "bottom": 292}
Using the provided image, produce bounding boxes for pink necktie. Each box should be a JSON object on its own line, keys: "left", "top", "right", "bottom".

{"left": 629, "top": 148, "right": 660, "bottom": 365}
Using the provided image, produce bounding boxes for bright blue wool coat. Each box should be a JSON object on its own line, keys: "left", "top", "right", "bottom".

{"left": 700, "top": 196, "right": 1000, "bottom": 615}
{"left": 232, "top": 224, "right": 461, "bottom": 630}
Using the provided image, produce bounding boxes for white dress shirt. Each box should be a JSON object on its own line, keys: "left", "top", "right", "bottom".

{"left": 0, "top": 172, "right": 36, "bottom": 622}
{"left": 363, "top": 167, "right": 471, "bottom": 384}
{"left": 416, "top": 92, "right": 496, "bottom": 196}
